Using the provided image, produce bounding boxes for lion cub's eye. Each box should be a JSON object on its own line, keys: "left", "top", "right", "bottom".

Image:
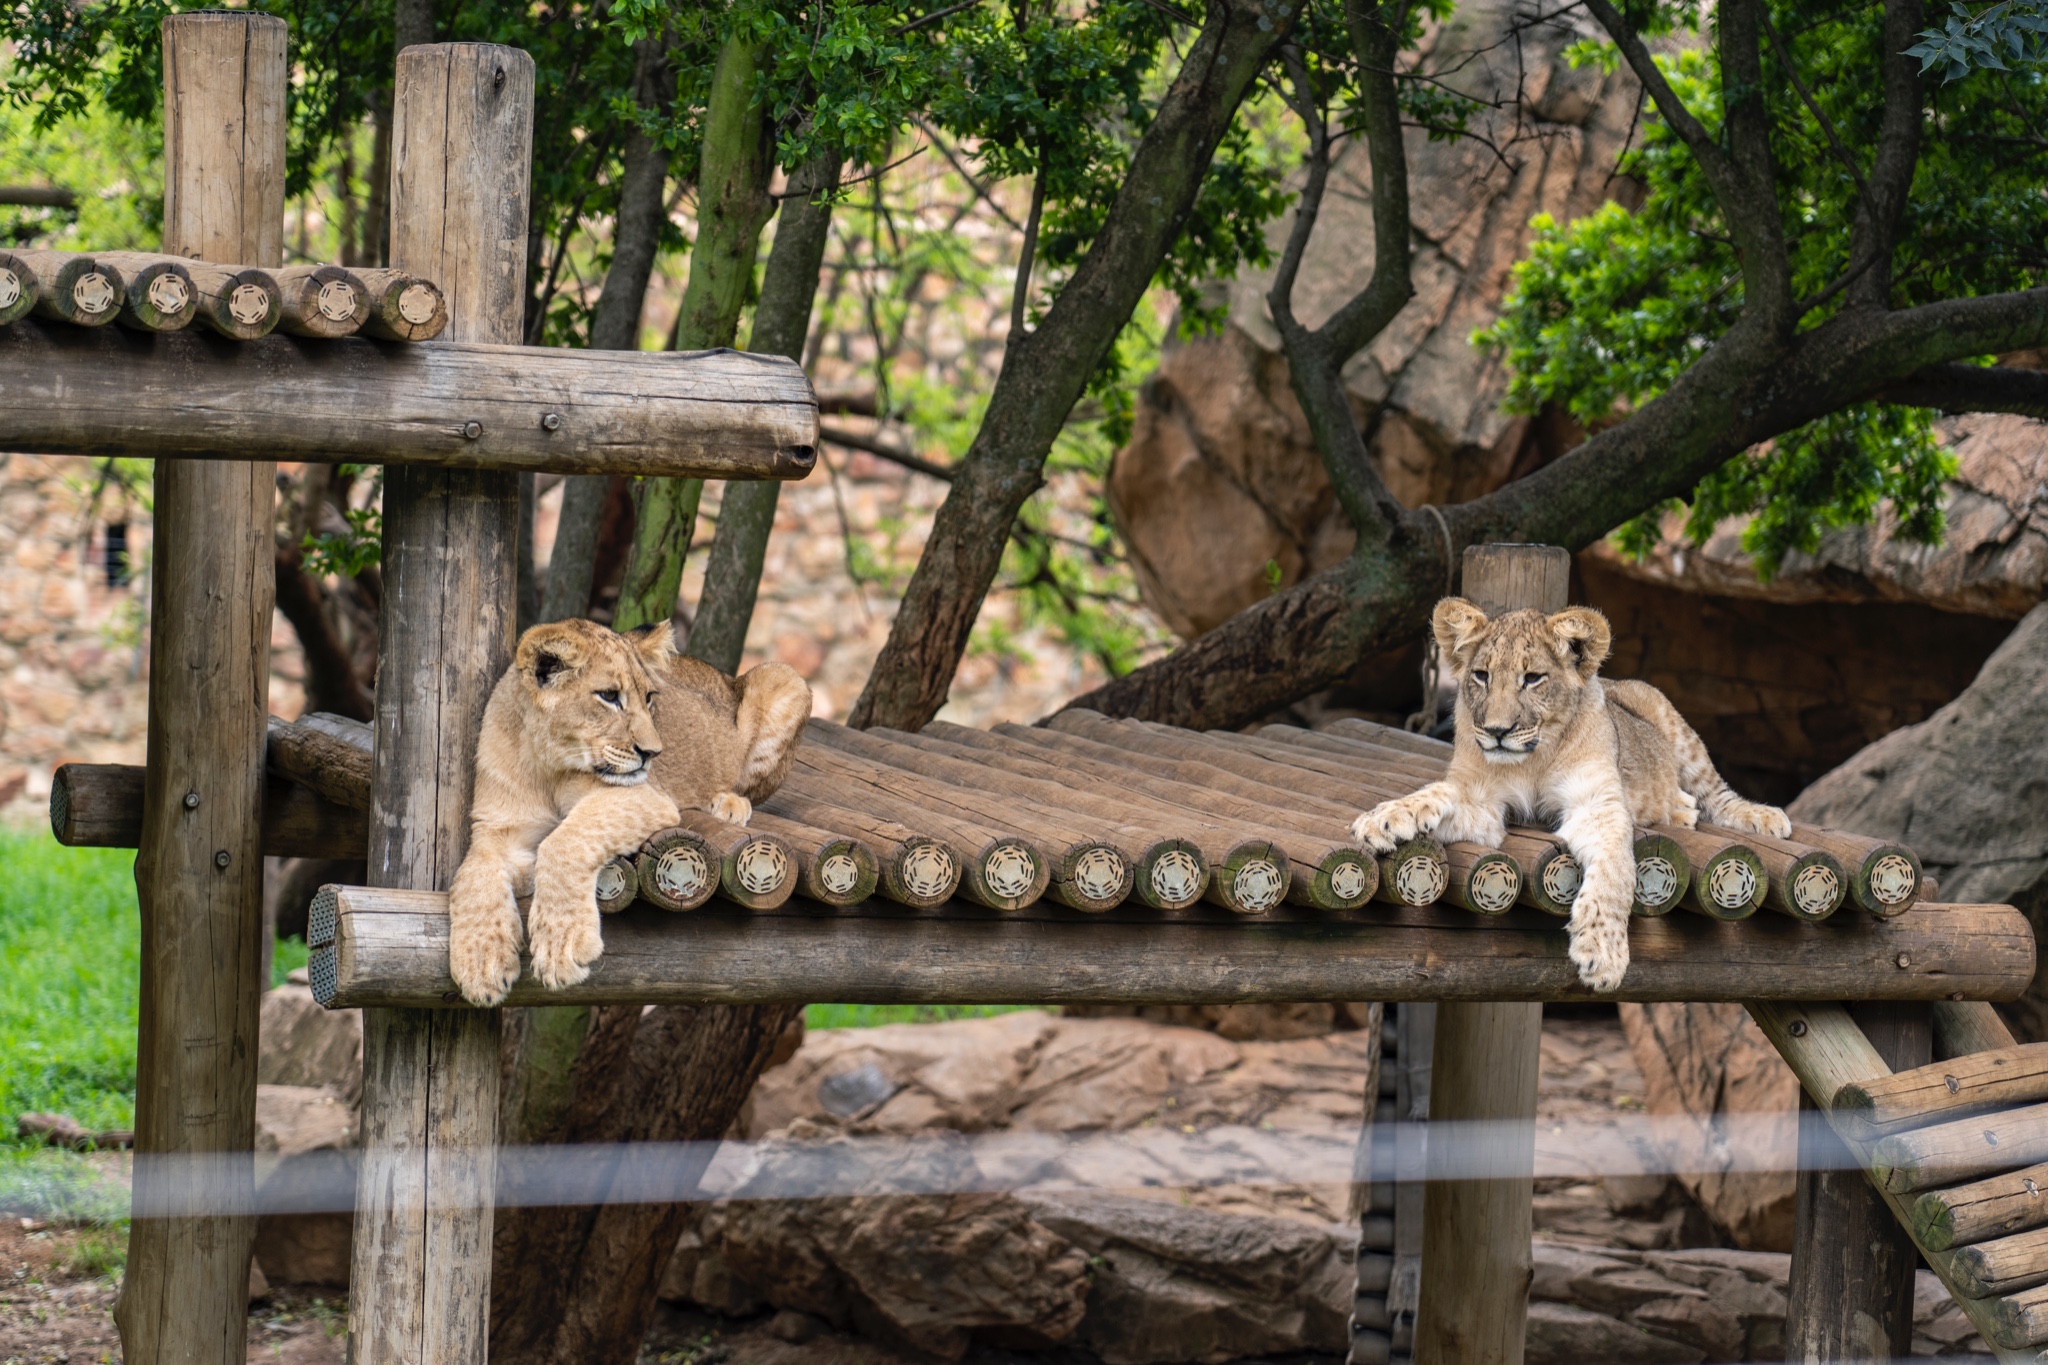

{"left": 1470, "top": 669, "right": 1490, "bottom": 685}
{"left": 1522, "top": 672, "right": 1546, "bottom": 689}
{"left": 596, "top": 689, "right": 621, "bottom": 706}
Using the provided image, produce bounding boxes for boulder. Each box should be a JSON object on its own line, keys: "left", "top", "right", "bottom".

{"left": 259, "top": 976, "right": 363, "bottom": 1107}
{"left": 1615, "top": 1004, "right": 1797, "bottom": 1251}
{"left": 250, "top": 1083, "right": 356, "bottom": 1287}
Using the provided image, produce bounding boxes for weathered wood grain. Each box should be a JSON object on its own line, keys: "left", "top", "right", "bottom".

{"left": 115, "top": 16, "right": 284, "bottom": 1365}
{"left": 1835, "top": 1043, "right": 2048, "bottom": 1140}
{"left": 1791, "top": 822, "right": 1924, "bottom": 918}
{"left": 266, "top": 714, "right": 373, "bottom": 810}
{"left": 274, "top": 264, "right": 370, "bottom": 338}
{"left": 15, "top": 248, "right": 124, "bottom": 326}
{"left": 1659, "top": 825, "right": 1768, "bottom": 921}
{"left": 756, "top": 791, "right": 962, "bottom": 908}
{"left": 746, "top": 810, "right": 880, "bottom": 908}
{"left": 0, "top": 319, "right": 817, "bottom": 480}
{"left": 1913, "top": 1161, "right": 2048, "bottom": 1252}
{"left": 0, "top": 248, "right": 37, "bottom": 325}
{"left": 636, "top": 826, "right": 721, "bottom": 912}
{"left": 1871, "top": 1100, "right": 2048, "bottom": 1193}
{"left": 94, "top": 252, "right": 200, "bottom": 331}
{"left": 669, "top": 809, "right": 796, "bottom": 911}
{"left": 353, "top": 268, "right": 449, "bottom": 341}
{"left": 347, "top": 44, "right": 531, "bottom": 1365}
{"left": 307, "top": 891, "right": 2034, "bottom": 1008}
{"left": 51, "top": 763, "right": 366, "bottom": 859}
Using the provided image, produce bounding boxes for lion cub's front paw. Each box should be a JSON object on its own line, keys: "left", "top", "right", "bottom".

{"left": 1567, "top": 918, "right": 1630, "bottom": 993}
{"left": 1723, "top": 800, "right": 1793, "bottom": 840}
{"left": 448, "top": 919, "right": 524, "bottom": 1007}
{"left": 710, "top": 790, "right": 753, "bottom": 825}
{"left": 526, "top": 887, "right": 604, "bottom": 991}
{"left": 1350, "top": 794, "right": 1440, "bottom": 854}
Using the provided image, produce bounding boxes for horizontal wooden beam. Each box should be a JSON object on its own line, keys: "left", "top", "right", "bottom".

{"left": 307, "top": 886, "right": 2033, "bottom": 1009}
{"left": 52, "top": 763, "right": 364, "bottom": 860}
{"left": 0, "top": 318, "right": 817, "bottom": 479}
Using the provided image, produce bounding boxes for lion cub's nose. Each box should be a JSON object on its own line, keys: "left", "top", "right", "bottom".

{"left": 1482, "top": 723, "right": 1515, "bottom": 739}
{"left": 634, "top": 744, "right": 661, "bottom": 764}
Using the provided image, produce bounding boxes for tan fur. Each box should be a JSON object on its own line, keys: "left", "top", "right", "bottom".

{"left": 447, "top": 619, "right": 812, "bottom": 1005}
{"left": 1351, "top": 599, "right": 1790, "bottom": 992}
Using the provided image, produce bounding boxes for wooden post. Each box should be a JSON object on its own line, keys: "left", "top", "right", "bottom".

{"left": 115, "top": 16, "right": 285, "bottom": 1365}
{"left": 347, "top": 43, "right": 534, "bottom": 1365}
{"left": 1785, "top": 1001, "right": 1932, "bottom": 1359}
{"left": 1411, "top": 544, "right": 1567, "bottom": 1365}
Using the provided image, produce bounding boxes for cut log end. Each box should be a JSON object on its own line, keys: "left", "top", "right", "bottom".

{"left": 891, "top": 838, "right": 960, "bottom": 908}
{"left": 596, "top": 856, "right": 637, "bottom": 913}
{"left": 1139, "top": 843, "right": 1208, "bottom": 911}
{"left": 1463, "top": 852, "right": 1522, "bottom": 915}
{"left": 638, "top": 829, "right": 718, "bottom": 912}
{"left": 1377, "top": 837, "right": 1450, "bottom": 907}
{"left": 803, "top": 839, "right": 879, "bottom": 907}
{"left": 1787, "top": 855, "right": 1846, "bottom": 921}
{"left": 1631, "top": 834, "right": 1690, "bottom": 917}
{"left": 968, "top": 839, "right": 1048, "bottom": 911}
{"left": 1308, "top": 849, "right": 1379, "bottom": 911}
{"left": 724, "top": 831, "right": 796, "bottom": 910}
{"left": 1869, "top": 852, "right": 1922, "bottom": 916}
{"left": 0, "top": 254, "right": 32, "bottom": 324}
{"left": 1538, "top": 853, "right": 1582, "bottom": 910}
{"left": 1057, "top": 843, "right": 1132, "bottom": 913}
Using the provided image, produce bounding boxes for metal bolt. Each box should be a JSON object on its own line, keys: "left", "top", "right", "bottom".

{"left": 1788, "top": 1019, "right": 1808, "bottom": 1037}
{"left": 463, "top": 420, "right": 483, "bottom": 440}
{"left": 183, "top": 791, "right": 200, "bottom": 809}
{"left": 214, "top": 850, "right": 231, "bottom": 868}
{"left": 1897, "top": 951, "right": 1912, "bottom": 969}
{"left": 541, "top": 412, "right": 562, "bottom": 432}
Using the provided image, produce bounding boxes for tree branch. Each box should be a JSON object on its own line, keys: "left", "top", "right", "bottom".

{"left": 1847, "top": 0, "right": 1925, "bottom": 309}
{"left": 1878, "top": 362, "right": 2048, "bottom": 420}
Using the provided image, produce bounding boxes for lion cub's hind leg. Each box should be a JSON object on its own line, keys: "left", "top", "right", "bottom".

{"left": 713, "top": 662, "right": 812, "bottom": 826}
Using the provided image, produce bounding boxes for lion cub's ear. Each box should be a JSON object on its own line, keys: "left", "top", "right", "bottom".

{"left": 516, "top": 622, "right": 589, "bottom": 689}
{"left": 1547, "top": 606, "right": 1612, "bottom": 679}
{"left": 1431, "top": 597, "right": 1491, "bottom": 668}
{"left": 626, "top": 620, "right": 677, "bottom": 665}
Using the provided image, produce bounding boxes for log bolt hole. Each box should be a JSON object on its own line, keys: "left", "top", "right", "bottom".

{"left": 542, "top": 412, "right": 562, "bottom": 431}
{"left": 1789, "top": 1019, "right": 1808, "bottom": 1037}
{"left": 1897, "top": 952, "right": 1912, "bottom": 968}
{"left": 213, "top": 850, "right": 230, "bottom": 868}
{"left": 183, "top": 791, "right": 200, "bottom": 809}
{"left": 463, "top": 421, "right": 483, "bottom": 440}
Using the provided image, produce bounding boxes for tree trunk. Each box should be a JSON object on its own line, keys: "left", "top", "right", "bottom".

{"left": 688, "top": 149, "right": 842, "bottom": 673}
{"left": 847, "top": 0, "right": 1299, "bottom": 730}
{"left": 614, "top": 30, "right": 774, "bottom": 634}
{"left": 544, "top": 34, "right": 673, "bottom": 625}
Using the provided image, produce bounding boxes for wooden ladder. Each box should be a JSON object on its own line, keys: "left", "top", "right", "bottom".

{"left": 1759, "top": 999, "right": 2048, "bottom": 1360}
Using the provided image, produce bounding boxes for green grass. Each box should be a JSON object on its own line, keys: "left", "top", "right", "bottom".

{"left": 802, "top": 1003, "right": 1030, "bottom": 1029}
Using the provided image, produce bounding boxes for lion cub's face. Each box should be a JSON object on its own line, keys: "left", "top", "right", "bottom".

{"left": 1432, "top": 599, "right": 1612, "bottom": 764}
{"left": 514, "top": 618, "right": 668, "bottom": 786}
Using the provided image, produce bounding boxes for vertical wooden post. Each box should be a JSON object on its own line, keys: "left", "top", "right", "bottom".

{"left": 1785, "top": 1002, "right": 1932, "bottom": 1360}
{"left": 116, "top": 16, "right": 285, "bottom": 1364}
{"left": 347, "top": 43, "right": 533, "bottom": 1365}
{"left": 1411, "top": 544, "right": 1567, "bottom": 1365}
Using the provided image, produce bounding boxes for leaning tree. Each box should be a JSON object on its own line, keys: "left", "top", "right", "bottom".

{"left": 851, "top": 0, "right": 2048, "bottom": 731}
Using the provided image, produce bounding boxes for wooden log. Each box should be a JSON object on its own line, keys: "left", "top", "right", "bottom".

{"left": 0, "top": 319, "right": 818, "bottom": 480}
{"left": 114, "top": 16, "right": 284, "bottom": 1365}
{"left": 748, "top": 810, "right": 880, "bottom": 907}
{"left": 1443, "top": 843, "right": 1522, "bottom": 916}
{"left": 1498, "top": 832, "right": 1577, "bottom": 917}
{"left": 94, "top": 252, "right": 199, "bottom": 331}
{"left": 669, "top": 808, "right": 797, "bottom": 911}
{"left": 1937, "top": 999, "right": 2020, "bottom": 1059}
{"left": 183, "top": 260, "right": 281, "bottom": 339}
{"left": 1374, "top": 836, "right": 1452, "bottom": 907}
{"left": 1656, "top": 825, "right": 1767, "bottom": 920}
{"left": 1790, "top": 822, "right": 1924, "bottom": 918}
{"left": 1630, "top": 831, "right": 1690, "bottom": 916}
{"left": 897, "top": 722, "right": 1371, "bottom": 912}
{"left": 0, "top": 248, "right": 38, "bottom": 325}
{"left": 1943, "top": 1223, "right": 2048, "bottom": 1298}
{"left": 346, "top": 44, "right": 532, "bottom": 1365}
{"left": 353, "top": 267, "right": 449, "bottom": 341}
{"left": 1751, "top": 1001, "right": 2037, "bottom": 1360}
{"left": 1870, "top": 1100, "right": 2048, "bottom": 1192}
{"left": 787, "top": 749, "right": 1052, "bottom": 912}
{"left": 266, "top": 713, "right": 372, "bottom": 809}
{"left": 1785, "top": 1002, "right": 1930, "bottom": 1362}
{"left": 273, "top": 264, "right": 370, "bottom": 338}
{"left": 1737, "top": 829, "right": 1846, "bottom": 921}
{"left": 636, "top": 826, "right": 720, "bottom": 912}
{"left": 1982, "top": 1283, "right": 2048, "bottom": 1351}
{"left": 308, "top": 890, "right": 2035, "bottom": 1009}
{"left": 50, "top": 763, "right": 366, "bottom": 860}
{"left": 757, "top": 792, "right": 961, "bottom": 908}
{"left": 1913, "top": 1161, "right": 2048, "bottom": 1252}
{"left": 16, "top": 249, "right": 124, "bottom": 326}
{"left": 807, "top": 725, "right": 1148, "bottom": 913}
{"left": 1835, "top": 1043, "right": 2048, "bottom": 1140}
{"left": 596, "top": 856, "right": 638, "bottom": 914}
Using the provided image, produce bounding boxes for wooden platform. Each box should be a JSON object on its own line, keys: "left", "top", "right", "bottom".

{"left": 308, "top": 886, "right": 2033, "bottom": 1009}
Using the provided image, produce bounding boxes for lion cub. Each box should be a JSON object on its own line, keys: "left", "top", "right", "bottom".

{"left": 1352, "top": 598, "right": 1789, "bottom": 992}
{"left": 447, "top": 618, "right": 811, "bottom": 1006}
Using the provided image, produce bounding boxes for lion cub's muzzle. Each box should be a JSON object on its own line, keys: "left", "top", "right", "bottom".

{"left": 1477, "top": 724, "right": 1539, "bottom": 760}
{"left": 596, "top": 743, "right": 660, "bottom": 786}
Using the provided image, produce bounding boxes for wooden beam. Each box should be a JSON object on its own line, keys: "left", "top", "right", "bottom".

{"left": 304, "top": 889, "right": 2034, "bottom": 1009}
{"left": 52, "top": 763, "right": 365, "bottom": 860}
{"left": 114, "top": 16, "right": 284, "bottom": 1365}
{"left": 346, "top": 43, "right": 532, "bottom": 1365}
{"left": 0, "top": 317, "right": 818, "bottom": 480}
{"left": 1414, "top": 543, "right": 1567, "bottom": 1365}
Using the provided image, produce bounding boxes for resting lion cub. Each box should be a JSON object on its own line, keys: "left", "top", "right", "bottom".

{"left": 447, "top": 618, "right": 810, "bottom": 1006}
{"left": 1352, "top": 599, "right": 1789, "bottom": 992}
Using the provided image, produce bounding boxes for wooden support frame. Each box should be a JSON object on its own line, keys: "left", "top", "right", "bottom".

{"left": 115, "top": 17, "right": 284, "bottom": 1363}
{"left": 0, "top": 318, "right": 817, "bottom": 478}
{"left": 305, "top": 889, "right": 2033, "bottom": 1008}
{"left": 344, "top": 43, "right": 533, "bottom": 1365}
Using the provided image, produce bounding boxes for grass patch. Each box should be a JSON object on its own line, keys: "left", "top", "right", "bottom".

{"left": 803, "top": 1003, "right": 1032, "bottom": 1030}
{"left": 273, "top": 933, "right": 309, "bottom": 986}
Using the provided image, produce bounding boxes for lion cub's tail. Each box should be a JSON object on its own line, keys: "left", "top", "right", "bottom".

{"left": 1602, "top": 679, "right": 1792, "bottom": 838}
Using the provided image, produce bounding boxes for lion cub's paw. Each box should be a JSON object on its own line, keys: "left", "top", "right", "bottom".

{"left": 710, "top": 790, "right": 753, "bottom": 826}
{"left": 1721, "top": 799, "right": 1792, "bottom": 840}
{"left": 448, "top": 919, "right": 524, "bottom": 1007}
{"left": 1350, "top": 794, "right": 1442, "bottom": 853}
{"left": 1567, "top": 917, "right": 1630, "bottom": 993}
{"left": 528, "top": 907, "right": 603, "bottom": 991}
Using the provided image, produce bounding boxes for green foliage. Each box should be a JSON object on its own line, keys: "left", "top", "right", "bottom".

{"left": 0, "top": 53, "right": 159, "bottom": 249}
{"left": 1909, "top": 2, "right": 2048, "bottom": 81}
{"left": 1478, "top": 13, "right": 2048, "bottom": 575}
{"left": 803, "top": 1002, "right": 1030, "bottom": 1028}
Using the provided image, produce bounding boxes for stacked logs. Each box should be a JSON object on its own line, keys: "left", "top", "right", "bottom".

{"left": 0, "top": 248, "right": 446, "bottom": 341}
{"left": 50, "top": 710, "right": 1925, "bottom": 925}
